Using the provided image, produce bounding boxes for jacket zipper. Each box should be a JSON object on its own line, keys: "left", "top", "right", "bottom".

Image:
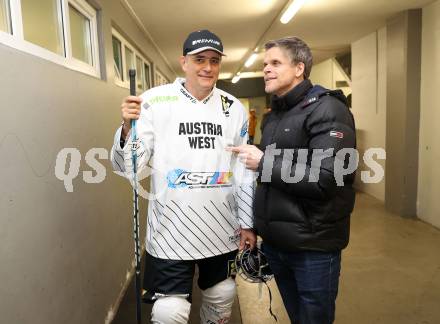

{"left": 264, "top": 112, "right": 284, "bottom": 224}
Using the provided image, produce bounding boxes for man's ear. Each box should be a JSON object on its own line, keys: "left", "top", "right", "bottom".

{"left": 295, "top": 62, "right": 305, "bottom": 78}
{"left": 179, "top": 56, "right": 187, "bottom": 72}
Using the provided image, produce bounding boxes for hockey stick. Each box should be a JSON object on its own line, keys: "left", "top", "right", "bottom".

{"left": 129, "top": 69, "right": 142, "bottom": 324}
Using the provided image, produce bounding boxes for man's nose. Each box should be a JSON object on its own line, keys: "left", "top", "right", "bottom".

{"left": 203, "top": 61, "right": 213, "bottom": 72}
{"left": 263, "top": 65, "right": 270, "bottom": 74}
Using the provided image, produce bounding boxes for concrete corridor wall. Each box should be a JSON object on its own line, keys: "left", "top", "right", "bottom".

{"left": 310, "top": 58, "right": 351, "bottom": 97}
{"left": 0, "top": 1, "right": 174, "bottom": 323}
{"left": 350, "top": 2, "right": 440, "bottom": 229}
{"left": 418, "top": 0, "right": 440, "bottom": 229}
{"left": 351, "top": 28, "right": 387, "bottom": 202}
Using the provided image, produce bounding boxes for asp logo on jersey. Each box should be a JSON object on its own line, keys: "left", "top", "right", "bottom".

{"left": 167, "top": 169, "right": 233, "bottom": 189}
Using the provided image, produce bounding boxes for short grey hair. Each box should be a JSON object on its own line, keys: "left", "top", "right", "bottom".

{"left": 264, "top": 36, "right": 313, "bottom": 79}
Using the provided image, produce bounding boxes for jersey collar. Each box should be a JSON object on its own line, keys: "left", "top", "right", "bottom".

{"left": 175, "top": 78, "right": 215, "bottom": 105}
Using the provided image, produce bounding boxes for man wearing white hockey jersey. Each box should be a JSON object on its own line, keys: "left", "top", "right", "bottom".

{"left": 111, "top": 29, "right": 256, "bottom": 324}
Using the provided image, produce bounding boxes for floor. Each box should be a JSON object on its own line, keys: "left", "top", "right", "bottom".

{"left": 114, "top": 193, "right": 440, "bottom": 324}
{"left": 237, "top": 193, "right": 440, "bottom": 324}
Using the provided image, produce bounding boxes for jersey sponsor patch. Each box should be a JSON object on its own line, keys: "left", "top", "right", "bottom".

{"left": 330, "top": 130, "right": 344, "bottom": 139}
{"left": 220, "top": 95, "right": 233, "bottom": 117}
{"left": 147, "top": 95, "right": 178, "bottom": 105}
{"left": 180, "top": 87, "right": 197, "bottom": 104}
{"left": 240, "top": 121, "right": 248, "bottom": 137}
{"left": 202, "top": 92, "right": 214, "bottom": 104}
{"left": 167, "top": 169, "right": 233, "bottom": 189}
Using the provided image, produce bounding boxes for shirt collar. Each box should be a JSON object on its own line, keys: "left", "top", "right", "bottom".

{"left": 175, "top": 78, "right": 215, "bottom": 105}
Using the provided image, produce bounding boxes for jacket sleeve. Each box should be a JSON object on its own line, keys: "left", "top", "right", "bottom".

{"left": 110, "top": 99, "right": 154, "bottom": 185}
{"left": 232, "top": 107, "right": 255, "bottom": 229}
{"left": 257, "top": 97, "right": 356, "bottom": 200}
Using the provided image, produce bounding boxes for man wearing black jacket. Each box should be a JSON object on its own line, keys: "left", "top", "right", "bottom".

{"left": 228, "top": 37, "right": 356, "bottom": 324}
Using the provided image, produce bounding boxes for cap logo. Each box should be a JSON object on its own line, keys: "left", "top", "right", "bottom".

{"left": 192, "top": 39, "right": 221, "bottom": 46}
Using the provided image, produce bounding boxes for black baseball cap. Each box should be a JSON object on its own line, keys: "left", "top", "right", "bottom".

{"left": 183, "top": 29, "right": 226, "bottom": 56}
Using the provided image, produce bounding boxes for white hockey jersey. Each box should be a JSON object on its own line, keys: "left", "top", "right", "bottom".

{"left": 111, "top": 78, "right": 254, "bottom": 260}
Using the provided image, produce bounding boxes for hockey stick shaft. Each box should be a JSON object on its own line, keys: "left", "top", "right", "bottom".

{"left": 129, "top": 69, "right": 142, "bottom": 324}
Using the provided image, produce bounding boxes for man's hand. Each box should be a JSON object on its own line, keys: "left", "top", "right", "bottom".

{"left": 121, "top": 96, "right": 142, "bottom": 139}
{"left": 239, "top": 228, "right": 257, "bottom": 250}
{"left": 227, "top": 144, "right": 263, "bottom": 171}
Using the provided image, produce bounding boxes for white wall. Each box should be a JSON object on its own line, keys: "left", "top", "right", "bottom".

{"left": 310, "top": 58, "right": 351, "bottom": 96}
{"left": 0, "top": 1, "right": 175, "bottom": 323}
{"left": 418, "top": 0, "right": 440, "bottom": 229}
{"left": 310, "top": 59, "right": 333, "bottom": 89}
{"left": 351, "top": 28, "right": 387, "bottom": 201}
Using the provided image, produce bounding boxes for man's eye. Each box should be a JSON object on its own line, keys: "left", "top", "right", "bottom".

{"left": 196, "top": 58, "right": 205, "bottom": 63}
{"left": 210, "top": 59, "right": 220, "bottom": 65}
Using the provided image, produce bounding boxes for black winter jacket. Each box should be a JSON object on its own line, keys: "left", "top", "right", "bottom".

{"left": 255, "top": 79, "right": 356, "bottom": 252}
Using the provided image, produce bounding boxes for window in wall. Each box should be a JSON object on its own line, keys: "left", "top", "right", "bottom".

{"left": 136, "top": 56, "right": 145, "bottom": 91}
{"left": 0, "top": 0, "right": 11, "bottom": 33}
{"left": 21, "top": 0, "right": 64, "bottom": 55}
{"left": 112, "top": 28, "right": 153, "bottom": 92}
{"left": 144, "top": 62, "right": 151, "bottom": 90}
{"left": 154, "top": 71, "right": 159, "bottom": 86}
{"left": 154, "top": 69, "right": 169, "bottom": 86}
{"left": 125, "top": 47, "right": 135, "bottom": 81}
{"left": 112, "top": 35, "right": 123, "bottom": 80}
{"left": 0, "top": 0, "right": 100, "bottom": 77}
{"left": 64, "top": 0, "right": 99, "bottom": 74}
{"left": 68, "top": 3, "right": 92, "bottom": 65}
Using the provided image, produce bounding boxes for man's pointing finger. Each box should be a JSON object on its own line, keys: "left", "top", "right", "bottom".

{"left": 226, "top": 146, "right": 243, "bottom": 153}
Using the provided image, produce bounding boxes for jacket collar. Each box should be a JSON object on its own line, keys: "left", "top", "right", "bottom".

{"left": 271, "top": 79, "right": 313, "bottom": 111}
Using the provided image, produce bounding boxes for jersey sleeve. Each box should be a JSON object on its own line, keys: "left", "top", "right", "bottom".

{"left": 110, "top": 98, "right": 154, "bottom": 184}
{"left": 232, "top": 104, "right": 255, "bottom": 229}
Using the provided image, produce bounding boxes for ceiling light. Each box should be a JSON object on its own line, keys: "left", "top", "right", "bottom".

{"left": 280, "top": 0, "right": 307, "bottom": 24}
{"left": 231, "top": 75, "right": 241, "bottom": 84}
{"left": 219, "top": 72, "right": 233, "bottom": 80}
{"left": 244, "top": 53, "right": 258, "bottom": 68}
